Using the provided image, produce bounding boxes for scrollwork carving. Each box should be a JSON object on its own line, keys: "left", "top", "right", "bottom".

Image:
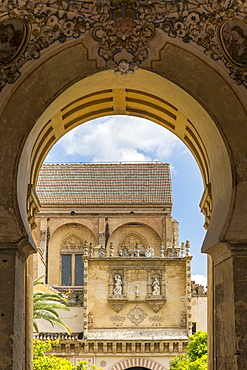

{"left": 0, "top": 1, "right": 246, "bottom": 88}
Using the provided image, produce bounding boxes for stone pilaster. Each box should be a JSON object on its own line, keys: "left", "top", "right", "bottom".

{"left": 0, "top": 239, "right": 34, "bottom": 370}
{"left": 208, "top": 243, "right": 247, "bottom": 370}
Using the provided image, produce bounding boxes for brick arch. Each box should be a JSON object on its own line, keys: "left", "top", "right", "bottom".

{"left": 110, "top": 358, "right": 167, "bottom": 370}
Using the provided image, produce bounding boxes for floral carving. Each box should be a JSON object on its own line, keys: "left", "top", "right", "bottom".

{"left": 0, "top": 1, "right": 246, "bottom": 88}
{"left": 110, "top": 315, "right": 125, "bottom": 326}
{"left": 149, "top": 315, "right": 164, "bottom": 326}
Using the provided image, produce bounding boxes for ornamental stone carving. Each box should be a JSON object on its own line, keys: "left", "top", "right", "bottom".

{"left": 0, "top": 1, "right": 246, "bottom": 89}
{"left": 145, "top": 246, "right": 154, "bottom": 258}
{"left": 98, "top": 246, "right": 107, "bottom": 258}
{"left": 88, "top": 311, "right": 94, "bottom": 329}
{"left": 148, "top": 302, "right": 164, "bottom": 313}
{"left": 110, "top": 315, "right": 126, "bottom": 327}
{"left": 111, "top": 303, "right": 125, "bottom": 313}
{"left": 127, "top": 305, "right": 147, "bottom": 326}
{"left": 149, "top": 315, "right": 164, "bottom": 327}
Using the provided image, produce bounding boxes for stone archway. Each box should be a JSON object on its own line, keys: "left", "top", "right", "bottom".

{"left": 0, "top": 30, "right": 246, "bottom": 368}
{"left": 110, "top": 358, "right": 167, "bottom": 370}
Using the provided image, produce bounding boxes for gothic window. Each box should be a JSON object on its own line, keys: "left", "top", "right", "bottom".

{"left": 61, "top": 234, "right": 84, "bottom": 286}
{"left": 61, "top": 253, "right": 84, "bottom": 286}
{"left": 61, "top": 254, "right": 72, "bottom": 286}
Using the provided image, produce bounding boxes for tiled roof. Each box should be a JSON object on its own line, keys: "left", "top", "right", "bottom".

{"left": 36, "top": 163, "right": 172, "bottom": 205}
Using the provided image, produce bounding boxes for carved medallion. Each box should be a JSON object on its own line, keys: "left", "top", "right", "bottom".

{"left": 0, "top": 18, "right": 29, "bottom": 67}
{"left": 0, "top": 1, "right": 247, "bottom": 88}
{"left": 218, "top": 19, "right": 247, "bottom": 70}
{"left": 127, "top": 305, "right": 147, "bottom": 325}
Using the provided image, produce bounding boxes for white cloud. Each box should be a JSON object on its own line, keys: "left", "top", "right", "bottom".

{"left": 50, "top": 115, "right": 184, "bottom": 163}
{"left": 191, "top": 274, "right": 207, "bottom": 288}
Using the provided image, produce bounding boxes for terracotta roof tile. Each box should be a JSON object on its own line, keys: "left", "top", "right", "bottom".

{"left": 36, "top": 163, "right": 172, "bottom": 205}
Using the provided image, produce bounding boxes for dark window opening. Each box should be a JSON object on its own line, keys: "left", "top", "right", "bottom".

{"left": 61, "top": 254, "right": 72, "bottom": 286}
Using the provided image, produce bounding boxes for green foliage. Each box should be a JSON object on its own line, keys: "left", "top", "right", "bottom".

{"left": 169, "top": 354, "right": 189, "bottom": 370}
{"left": 186, "top": 331, "right": 207, "bottom": 362}
{"left": 169, "top": 331, "right": 207, "bottom": 370}
{"left": 76, "top": 361, "right": 104, "bottom": 370}
{"left": 33, "top": 276, "right": 71, "bottom": 334}
{"left": 33, "top": 341, "right": 106, "bottom": 370}
{"left": 33, "top": 339, "right": 74, "bottom": 370}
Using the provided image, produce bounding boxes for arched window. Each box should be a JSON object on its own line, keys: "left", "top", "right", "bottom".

{"left": 61, "top": 235, "right": 84, "bottom": 286}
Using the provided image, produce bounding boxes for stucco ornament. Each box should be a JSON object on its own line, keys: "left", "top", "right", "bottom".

{"left": 127, "top": 305, "right": 147, "bottom": 325}
{"left": 0, "top": 0, "right": 247, "bottom": 88}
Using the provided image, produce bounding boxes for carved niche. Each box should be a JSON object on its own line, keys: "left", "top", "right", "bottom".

{"left": 108, "top": 269, "right": 127, "bottom": 312}
{"left": 147, "top": 269, "right": 166, "bottom": 312}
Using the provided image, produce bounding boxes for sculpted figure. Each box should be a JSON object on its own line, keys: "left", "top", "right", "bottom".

{"left": 152, "top": 277, "right": 161, "bottom": 296}
{"left": 114, "top": 274, "right": 122, "bottom": 295}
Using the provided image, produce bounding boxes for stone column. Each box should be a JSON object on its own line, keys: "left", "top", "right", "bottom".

{"left": 208, "top": 243, "right": 247, "bottom": 370}
{"left": 0, "top": 239, "right": 34, "bottom": 370}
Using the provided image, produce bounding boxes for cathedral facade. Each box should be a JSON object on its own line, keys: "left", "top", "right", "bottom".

{"left": 33, "top": 163, "right": 206, "bottom": 369}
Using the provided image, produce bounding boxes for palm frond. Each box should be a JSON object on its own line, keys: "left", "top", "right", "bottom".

{"left": 33, "top": 276, "right": 71, "bottom": 334}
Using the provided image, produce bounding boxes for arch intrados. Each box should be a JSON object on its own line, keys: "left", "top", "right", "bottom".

{"left": 18, "top": 69, "right": 232, "bottom": 252}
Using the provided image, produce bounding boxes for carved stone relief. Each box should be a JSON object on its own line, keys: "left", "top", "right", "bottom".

{"left": 149, "top": 315, "right": 164, "bottom": 327}
{"left": 0, "top": 1, "right": 246, "bottom": 89}
{"left": 127, "top": 305, "right": 147, "bottom": 325}
{"left": 62, "top": 235, "right": 84, "bottom": 250}
{"left": 181, "top": 311, "right": 187, "bottom": 328}
{"left": 110, "top": 315, "right": 126, "bottom": 327}
{"left": 111, "top": 303, "right": 126, "bottom": 313}
{"left": 148, "top": 302, "right": 164, "bottom": 313}
{"left": 88, "top": 311, "right": 94, "bottom": 329}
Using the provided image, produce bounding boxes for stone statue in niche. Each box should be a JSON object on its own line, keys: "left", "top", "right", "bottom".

{"left": 152, "top": 277, "right": 161, "bottom": 296}
{"left": 113, "top": 274, "right": 123, "bottom": 295}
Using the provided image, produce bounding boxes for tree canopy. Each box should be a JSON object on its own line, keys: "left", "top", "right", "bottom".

{"left": 169, "top": 331, "right": 207, "bottom": 370}
{"left": 33, "top": 340, "right": 105, "bottom": 370}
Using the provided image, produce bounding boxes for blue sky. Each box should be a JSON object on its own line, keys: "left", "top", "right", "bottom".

{"left": 45, "top": 115, "right": 207, "bottom": 286}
